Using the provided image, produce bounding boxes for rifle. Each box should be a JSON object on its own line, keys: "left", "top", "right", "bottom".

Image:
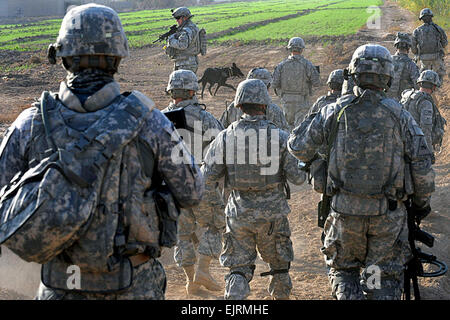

{"left": 403, "top": 197, "right": 448, "bottom": 300}
{"left": 153, "top": 24, "right": 178, "bottom": 43}
{"left": 162, "top": 107, "right": 187, "bottom": 130}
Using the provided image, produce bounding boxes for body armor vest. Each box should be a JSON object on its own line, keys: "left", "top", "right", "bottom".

{"left": 280, "top": 57, "right": 310, "bottom": 95}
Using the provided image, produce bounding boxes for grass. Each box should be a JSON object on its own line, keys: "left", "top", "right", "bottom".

{"left": 394, "top": 0, "right": 450, "bottom": 31}
{"left": 0, "top": 0, "right": 385, "bottom": 51}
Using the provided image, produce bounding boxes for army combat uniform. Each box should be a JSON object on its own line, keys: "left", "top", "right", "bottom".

{"left": 288, "top": 45, "right": 435, "bottom": 300}
{"left": 166, "top": 8, "right": 201, "bottom": 73}
{"left": 0, "top": 4, "right": 204, "bottom": 300}
{"left": 387, "top": 53, "right": 419, "bottom": 101}
{"left": 202, "top": 79, "right": 306, "bottom": 300}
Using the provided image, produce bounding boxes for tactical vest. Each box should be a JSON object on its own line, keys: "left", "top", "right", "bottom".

{"left": 416, "top": 24, "right": 441, "bottom": 57}
{"left": 173, "top": 21, "right": 201, "bottom": 58}
{"left": 28, "top": 92, "right": 159, "bottom": 292}
{"left": 225, "top": 119, "right": 283, "bottom": 191}
{"left": 279, "top": 57, "right": 310, "bottom": 95}
{"left": 328, "top": 92, "right": 405, "bottom": 216}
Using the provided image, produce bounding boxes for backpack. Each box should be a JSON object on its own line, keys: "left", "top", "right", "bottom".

{"left": 199, "top": 28, "right": 207, "bottom": 56}
{"left": 401, "top": 89, "right": 446, "bottom": 150}
{"left": 0, "top": 90, "right": 151, "bottom": 265}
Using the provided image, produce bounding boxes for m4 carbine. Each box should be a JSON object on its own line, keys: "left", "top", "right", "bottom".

{"left": 153, "top": 25, "right": 178, "bottom": 43}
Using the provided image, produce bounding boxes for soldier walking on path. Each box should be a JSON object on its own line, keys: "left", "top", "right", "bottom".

{"left": 308, "top": 69, "right": 344, "bottom": 115}
{"left": 288, "top": 44, "right": 435, "bottom": 300}
{"left": 272, "top": 37, "right": 320, "bottom": 129}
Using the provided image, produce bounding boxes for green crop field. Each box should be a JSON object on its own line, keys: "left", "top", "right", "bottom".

{"left": 0, "top": 0, "right": 383, "bottom": 52}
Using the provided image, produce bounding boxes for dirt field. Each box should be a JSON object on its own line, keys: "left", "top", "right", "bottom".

{"left": 0, "top": 0, "right": 448, "bottom": 300}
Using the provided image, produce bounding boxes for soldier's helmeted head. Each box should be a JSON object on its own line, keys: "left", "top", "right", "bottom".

{"left": 166, "top": 69, "right": 199, "bottom": 100}
{"left": 394, "top": 32, "right": 412, "bottom": 51}
{"left": 419, "top": 8, "right": 433, "bottom": 23}
{"left": 47, "top": 4, "right": 128, "bottom": 74}
{"left": 327, "top": 69, "right": 344, "bottom": 91}
{"left": 172, "top": 7, "right": 193, "bottom": 19}
{"left": 348, "top": 44, "right": 394, "bottom": 91}
{"left": 234, "top": 79, "right": 270, "bottom": 114}
{"left": 287, "top": 37, "right": 305, "bottom": 54}
{"left": 247, "top": 68, "right": 273, "bottom": 89}
{"left": 417, "top": 69, "right": 440, "bottom": 90}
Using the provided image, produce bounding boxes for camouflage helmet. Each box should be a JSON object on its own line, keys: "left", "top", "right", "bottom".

{"left": 246, "top": 67, "right": 273, "bottom": 87}
{"left": 348, "top": 44, "right": 394, "bottom": 79}
{"left": 234, "top": 79, "right": 271, "bottom": 106}
{"left": 394, "top": 32, "right": 412, "bottom": 48}
{"left": 171, "top": 7, "right": 193, "bottom": 19}
{"left": 53, "top": 4, "right": 129, "bottom": 58}
{"left": 417, "top": 70, "right": 441, "bottom": 87}
{"left": 166, "top": 69, "right": 199, "bottom": 92}
{"left": 419, "top": 8, "right": 433, "bottom": 19}
{"left": 287, "top": 37, "right": 305, "bottom": 51}
{"left": 327, "top": 69, "right": 344, "bottom": 85}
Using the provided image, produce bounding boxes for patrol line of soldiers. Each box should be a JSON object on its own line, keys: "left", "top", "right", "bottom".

{"left": 0, "top": 4, "right": 444, "bottom": 300}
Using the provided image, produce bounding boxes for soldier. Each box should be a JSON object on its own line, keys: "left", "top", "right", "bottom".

{"left": 165, "top": 7, "right": 201, "bottom": 73}
{"left": 272, "top": 37, "right": 320, "bottom": 128}
{"left": 308, "top": 69, "right": 344, "bottom": 115}
{"left": 202, "top": 79, "right": 307, "bottom": 300}
{"left": 411, "top": 8, "right": 448, "bottom": 84}
{"left": 288, "top": 44, "right": 435, "bottom": 300}
{"left": 220, "top": 67, "right": 289, "bottom": 131}
{"left": 162, "top": 69, "right": 225, "bottom": 296}
{"left": 0, "top": 4, "right": 204, "bottom": 300}
{"left": 387, "top": 32, "right": 420, "bottom": 101}
{"left": 401, "top": 70, "right": 446, "bottom": 155}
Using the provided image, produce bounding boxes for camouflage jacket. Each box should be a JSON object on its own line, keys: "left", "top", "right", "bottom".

{"left": 272, "top": 54, "right": 320, "bottom": 96}
{"left": 288, "top": 87, "right": 435, "bottom": 215}
{"left": 163, "top": 96, "right": 224, "bottom": 163}
{"left": 167, "top": 19, "right": 200, "bottom": 61}
{"left": 220, "top": 100, "right": 289, "bottom": 131}
{"left": 386, "top": 53, "right": 419, "bottom": 100}
{"left": 307, "top": 91, "right": 341, "bottom": 116}
{"left": 412, "top": 22, "right": 448, "bottom": 59}
{"left": 202, "top": 114, "right": 306, "bottom": 221}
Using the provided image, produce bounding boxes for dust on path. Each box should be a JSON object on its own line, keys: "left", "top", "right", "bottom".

{"left": 0, "top": 0, "right": 448, "bottom": 300}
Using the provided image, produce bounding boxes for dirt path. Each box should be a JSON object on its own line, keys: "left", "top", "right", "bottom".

{"left": 0, "top": 0, "right": 448, "bottom": 300}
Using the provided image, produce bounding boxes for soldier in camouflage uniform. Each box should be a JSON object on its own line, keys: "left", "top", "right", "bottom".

{"left": 165, "top": 7, "right": 201, "bottom": 73}
{"left": 0, "top": 4, "right": 204, "bottom": 300}
{"left": 411, "top": 8, "right": 448, "bottom": 84}
{"left": 308, "top": 69, "right": 344, "bottom": 115}
{"left": 288, "top": 44, "right": 435, "bottom": 300}
{"left": 272, "top": 37, "right": 320, "bottom": 128}
{"left": 220, "top": 67, "right": 289, "bottom": 131}
{"left": 202, "top": 79, "right": 306, "bottom": 300}
{"left": 401, "top": 70, "right": 446, "bottom": 155}
{"left": 387, "top": 32, "right": 420, "bottom": 101}
{"left": 162, "top": 70, "right": 225, "bottom": 296}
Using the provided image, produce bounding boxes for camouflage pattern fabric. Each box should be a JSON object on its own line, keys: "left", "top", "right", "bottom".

{"left": 167, "top": 19, "right": 201, "bottom": 73}
{"left": 288, "top": 86, "right": 435, "bottom": 300}
{"left": 386, "top": 53, "right": 419, "bottom": 101}
{"left": 220, "top": 101, "right": 289, "bottom": 131}
{"left": 401, "top": 89, "right": 436, "bottom": 153}
{"left": 36, "top": 258, "right": 167, "bottom": 300}
{"left": 307, "top": 91, "right": 340, "bottom": 116}
{"left": 163, "top": 97, "right": 225, "bottom": 267}
{"left": 202, "top": 114, "right": 306, "bottom": 299}
{"left": 0, "top": 80, "right": 204, "bottom": 299}
{"left": 272, "top": 55, "right": 320, "bottom": 127}
{"left": 411, "top": 22, "right": 448, "bottom": 82}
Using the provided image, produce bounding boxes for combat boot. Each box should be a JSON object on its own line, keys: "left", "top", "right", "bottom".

{"left": 194, "top": 254, "right": 222, "bottom": 291}
{"left": 183, "top": 265, "right": 201, "bottom": 296}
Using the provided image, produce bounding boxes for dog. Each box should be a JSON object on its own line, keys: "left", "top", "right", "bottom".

{"left": 197, "top": 63, "right": 245, "bottom": 99}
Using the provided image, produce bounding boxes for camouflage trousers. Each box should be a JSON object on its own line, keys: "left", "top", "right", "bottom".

{"left": 321, "top": 204, "right": 411, "bottom": 300}
{"left": 174, "top": 56, "right": 199, "bottom": 74}
{"left": 280, "top": 94, "right": 310, "bottom": 129}
{"left": 35, "top": 258, "right": 167, "bottom": 300}
{"left": 220, "top": 215, "right": 294, "bottom": 300}
{"left": 418, "top": 57, "right": 446, "bottom": 84}
{"left": 174, "top": 206, "right": 225, "bottom": 267}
